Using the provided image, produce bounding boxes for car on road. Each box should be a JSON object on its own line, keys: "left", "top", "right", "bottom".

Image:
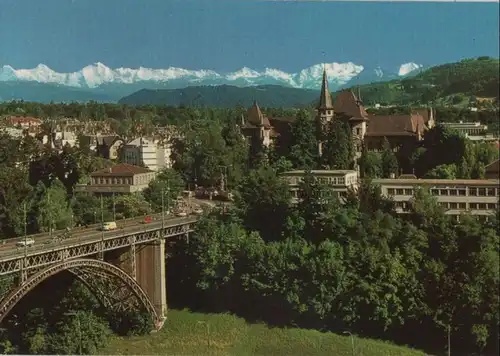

{"left": 16, "top": 238, "right": 35, "bottom": 247}
{"left": 142, "top": 216, "right": 153, "bottom": 224}
{"left": 175, "top": 210, "right": 188, "bottom": 217}
{"left": 193, "top": 207, "right": 203, "bottom": 215}
{"left": 102, "top": 221, "right": 118, "bottom": 231}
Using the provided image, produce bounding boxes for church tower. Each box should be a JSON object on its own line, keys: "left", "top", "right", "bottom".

{"left": 316, "top": 67, "right": 334, "bottom": 156}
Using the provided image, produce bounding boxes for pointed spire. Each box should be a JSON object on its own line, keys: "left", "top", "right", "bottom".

{"left": 317, "top": 66, "right": 334, "bottom": 110}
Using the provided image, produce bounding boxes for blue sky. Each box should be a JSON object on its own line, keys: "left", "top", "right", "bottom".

{"left": 0, "top": 0, "right": 498, "bottom": 72}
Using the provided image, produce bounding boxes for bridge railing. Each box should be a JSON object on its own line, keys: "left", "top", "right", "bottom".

{"left": 3, "top": 212, "right": 166, "bottom": 245}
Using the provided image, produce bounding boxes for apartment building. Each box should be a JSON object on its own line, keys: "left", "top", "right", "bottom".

{"left": 280, "top": 170, "right": 499, "bottom": 218}
{"left": 121, "top": 137, "right": 172, "bottom": 171}
{"left": 373, "top": 178, "right": 499, "bottom": 217}
{"left": 74, "top": 163, "right": 156, "bottom": 194}
{"left": 281, "top": 170, "right": 359, "bottom": 203}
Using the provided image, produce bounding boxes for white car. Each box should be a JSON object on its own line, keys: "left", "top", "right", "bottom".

{"left": 16, "top": 238, "right": 35, "bottom": 247}
{"left": 193, "top": 207, "right": 204, "bottom": 215}
{"left": 175, "top": 211, "right": 188, "bottom": 217}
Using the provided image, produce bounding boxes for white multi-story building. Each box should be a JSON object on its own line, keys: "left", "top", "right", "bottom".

{"left": 281, "top": 170, "right": 359, "bottom": 203}
{"left": 281, "top": 170, "right": 499, "bottom": 219}
{"left": 121, "top": 137, "right": 172, "bottom": 171}
{"left": 373, "top": 178, "right": 499, "bottom": 217}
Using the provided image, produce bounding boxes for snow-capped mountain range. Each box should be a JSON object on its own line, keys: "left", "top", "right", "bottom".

{"left": 0, "top": 61, "right": 423, "bottom": 90}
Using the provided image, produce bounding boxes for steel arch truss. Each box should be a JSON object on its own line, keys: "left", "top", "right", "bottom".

{"left": 0, "top": 258, "right": 160, "bottom": 328}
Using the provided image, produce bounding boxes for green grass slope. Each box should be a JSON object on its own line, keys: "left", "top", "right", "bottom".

{"left": 102, "top": 309, "right": 428, "bottom": 356}
{"left": 345, "top": 57, "right": 500, "bottom": 107}
{"left": 118, "top": 84, "right": 321, "bottom": 108}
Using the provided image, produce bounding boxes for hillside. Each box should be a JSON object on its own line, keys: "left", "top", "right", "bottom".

{"left": 102, "top": 309, "right": 427, "bottom": 356}
{"left": 352, "top": 57, "right": 500, "bottom": 106}
{"left": 118, "top": 84, "right": 321, "bottom": 108}
{"left": 0, "top": 82, "right": 115, "bottom": 103}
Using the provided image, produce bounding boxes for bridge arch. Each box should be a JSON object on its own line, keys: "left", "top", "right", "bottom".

{"left": 0, "top": 258, "right": 160, "bottom": 328}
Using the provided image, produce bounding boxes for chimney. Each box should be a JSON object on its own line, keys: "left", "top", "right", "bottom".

{"left": 390, "top": 173, "right": 396, "bottom": 179}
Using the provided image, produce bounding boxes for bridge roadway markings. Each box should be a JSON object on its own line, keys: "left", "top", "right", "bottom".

{"left": 0, "top": 215, "right": 197, "bottom": 260}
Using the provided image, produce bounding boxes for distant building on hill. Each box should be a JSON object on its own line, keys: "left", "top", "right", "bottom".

{"left": 240, "top": 69, "right": 435, "bottom": 161}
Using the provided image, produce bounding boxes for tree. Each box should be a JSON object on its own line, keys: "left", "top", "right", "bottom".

{"left": 32, "top": 179, "right": 73, "bottom": 232}
{"left": 321, "top": 120, "right": 354, "bottom": 169}
{"left": 236, "top": 166, "right": 291, "bottom": 242}
{"left": 424, "top": 164, "right": 457, "bottom": 179}
{"left": 143, "top": 168, "right": 184, "bottom": 212}
{"left": 380, "top": 138, "right": 399, "bottom": 178}
{"left": 289, "top": 109, "right": 318, "bottom": 169}
{"left": 358, "top": 145, "right": 382, "bottom": 178}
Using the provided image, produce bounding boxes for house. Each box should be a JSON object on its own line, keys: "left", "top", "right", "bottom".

{"left": 485, "top": 159, "right": 499, "bottom": 180}
{"left": 5, "top": 116, "right": 43, "bottom": 129}
{"left": 95, "top": 135, "right": 124, "bottom": 160}
{"left": 240, "top": 102, "right": 273, "bottom": 148}
{"left": 121, "top": 137, "right": 172, "bottom": 171}
{"left": 241, "top": 69, "right": 433, "bottom": 162}
{"left": 74, "top": 163, "right": 156, "bottom": 195}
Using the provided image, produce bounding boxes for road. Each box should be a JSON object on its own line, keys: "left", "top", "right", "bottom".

{"left": 0, "top": 213, "right": 198, "bottom": 260}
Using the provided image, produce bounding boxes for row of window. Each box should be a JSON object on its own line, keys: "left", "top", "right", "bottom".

{"left": 92, "top": 177, "right": 133, "bottom": 185}
{"left": 394, "top": 201, "right": 498, "bottom": 211}
{"left": 288, "top": 176, "right": 357, "bottom": 186}
{"left": 387, "top": 187, "right": 499, "bottom": 197}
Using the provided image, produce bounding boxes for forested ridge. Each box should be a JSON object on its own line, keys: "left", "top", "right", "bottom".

{"left": 0, "top": 102, "right": 498, "bottom": 355}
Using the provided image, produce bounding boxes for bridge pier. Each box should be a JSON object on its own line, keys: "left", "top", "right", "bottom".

{"left": 135, "top": 239, "right": 167, "bottom": 325}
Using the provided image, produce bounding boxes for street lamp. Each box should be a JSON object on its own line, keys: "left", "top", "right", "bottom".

{"left": 64, "top": 311, "right": 82, "bottom": 355}
{"left": 343, "top": 331, "right": 355, "bottom": 356}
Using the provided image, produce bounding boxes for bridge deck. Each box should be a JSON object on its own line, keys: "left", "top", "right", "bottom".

{"left": 0, "top": 215, "right": 197, "bottom": 276}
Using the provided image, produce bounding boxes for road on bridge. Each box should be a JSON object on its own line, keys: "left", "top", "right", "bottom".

{"left": 0, "top": 213, "right": 198, "bottom": 260}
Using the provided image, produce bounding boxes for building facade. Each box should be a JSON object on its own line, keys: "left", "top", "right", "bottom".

{"left": 74, "top": 163, "right": 156, "bottom": 194}
{"left": 373, "top": 178, "right": 499, "bottom": 217}
{"left": 121, "top": 137, "right": 172, "bottom": 171}
{"left": 280, "top": 170, "right": 499, "bottom": 218}
{"left": 281, "top": 170, "right": 359, "bottom": 203}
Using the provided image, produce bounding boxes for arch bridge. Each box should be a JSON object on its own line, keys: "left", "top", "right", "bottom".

{"left": 0, "top": 215, "right": 197, "bottom": 330}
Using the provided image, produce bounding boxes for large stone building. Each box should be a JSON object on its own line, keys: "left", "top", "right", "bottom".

{"left": 74, "top": 163, "right": 156, "bottom": 195}
{"left": 241, "top": 68, "right": 434, "bottom": 159}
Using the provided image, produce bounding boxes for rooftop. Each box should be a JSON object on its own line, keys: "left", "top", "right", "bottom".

{"left": 283, "top": 170, "right": 358, "bottom": 175}
{"left": 372, "top": 178, "right": 500, "bottom": 186}
{"left": 90, "top": 163, "right": 153, "bottom": 177}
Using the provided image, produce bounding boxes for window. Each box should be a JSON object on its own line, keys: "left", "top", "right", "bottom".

{"left": 478, "top": 203, "right": 486, "bottom": 210}
{"left": 338, "top": 178, "right": 345, "bottom": 185}
{"left": 387, "top": 188, "right": 395, "bottom": 195}
{"left": 469, "top": 188, "right": 478, "bottom": 196}
{"left": 486, "top": 188, "right": 495, "bottom": 196}
{"left": 449, "top": 202, "right": 458, "bottom": 209}
{"left": 470, "top": 203, "right": 478, "bottom": 209}
{"left": 459, "top": 203, "right": 466, "bottom": 209}
{"left": 396, "top": 189, "right": 404, "bottom": 195}
{"left": 458, "top": 189, "right": 466, "bottom": 196}
{"left": 440, "top": 202, "right": 449, "bottom": 209}
{"left": 440, "top": 189, "right": 449, "bottom": 196}
{"left": 478, "top": 188, "right": 486, "bottom": 196}
{"left": 356, "top": 128, "right": 361, "bottom": 136}
{"left": 430, "top": 189, "right": 439, "bottom": 196}
{"left": 449, "top": 189, "right": 457, "bottom": 196}
{"left": 404, "top": 189, "right": 413, "bottom": 196}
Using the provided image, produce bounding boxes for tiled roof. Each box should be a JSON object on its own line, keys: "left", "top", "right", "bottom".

{"left": 7, "top": 116, "right": 42, "bottom": 124}
{"left": 333, "top": 90, "right": 368, "bottom": 119}
{"left": 247, "top": 102, "right": 271, "bottom": 128}
{"left": 91, "top": 163, "right": 153, "bottom": 177}
{"left": 365, "top": 113, "right": 426, "bottom": 137}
